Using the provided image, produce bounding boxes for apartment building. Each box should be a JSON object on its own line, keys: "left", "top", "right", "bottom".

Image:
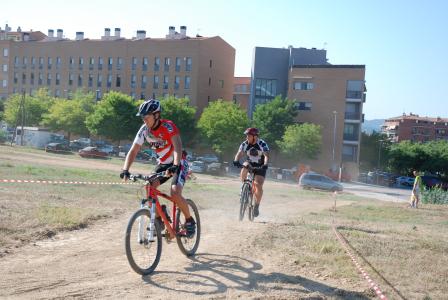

{"left": 250, "top": 46, "right": 366, "bottom": 177}
{"left": 382, "top": 113, "right": 448, "bottom": 142}
{"left": 0, "top": 25, "right": 235, "bottom": 114}
{"left": 233, "top": 77, "right": 250, "bottom": 110}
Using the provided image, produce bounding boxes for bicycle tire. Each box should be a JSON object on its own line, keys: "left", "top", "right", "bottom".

{"left": 239, "top": 183, "right": 250, "bottom": 221}
{"left": 125, "top": 208, "right": 162, "bottom": 275}
{"left": 248, "top": 187, "right": 255, "bottom": 221}
{"left": 175, "top": 199, "right": 201, "bottom": 256}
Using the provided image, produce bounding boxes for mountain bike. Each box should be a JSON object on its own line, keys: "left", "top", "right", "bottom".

{"left": 124, "top": 172, "right": 201, "bottom": 275}
{"left": 238, "top": 164, "right": 258, "bottom": 222}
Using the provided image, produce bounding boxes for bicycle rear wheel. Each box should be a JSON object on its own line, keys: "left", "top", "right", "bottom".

{"left": 125, "top": 208, "right": 162, "bottom": 275}
{"left": 239, "top": 183, "right": 250, "bottom": 221}
{"left": 175, "top": 199, "right": 201, "bottom": 256}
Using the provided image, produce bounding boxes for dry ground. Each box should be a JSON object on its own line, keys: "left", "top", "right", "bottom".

{"left": 0, "top": 145, "right": 447, "bottom": 299}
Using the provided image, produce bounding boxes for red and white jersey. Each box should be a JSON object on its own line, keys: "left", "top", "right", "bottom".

{"left": 133, "top": 119, "right": 179, "bottom": 164}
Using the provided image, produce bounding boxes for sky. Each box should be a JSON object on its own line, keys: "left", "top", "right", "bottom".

{"left": 2, "top": 0, "right": 447, "bottom": 120}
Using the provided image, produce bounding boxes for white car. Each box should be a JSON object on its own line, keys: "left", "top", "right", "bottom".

{"left": 396, "top": 176, "right": 415, "bottom": 186}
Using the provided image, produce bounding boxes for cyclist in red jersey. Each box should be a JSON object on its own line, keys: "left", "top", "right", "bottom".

{"left": 121, "top": 99, "right": 195, "bottom": 237}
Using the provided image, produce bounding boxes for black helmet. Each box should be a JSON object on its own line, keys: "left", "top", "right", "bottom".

{"left": 136, "top": 99, "right": 161, "bottom": 117}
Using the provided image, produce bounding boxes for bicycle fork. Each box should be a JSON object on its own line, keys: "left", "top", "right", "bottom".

{"left": 137, "top": 198, "right": 157, "bottom": 243}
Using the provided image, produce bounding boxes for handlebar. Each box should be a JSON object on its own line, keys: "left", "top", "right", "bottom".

{"left": 237, "top": 164, "right": 264, "bottom": 172}
{"left": 129, "top": 172, "right": 170, "bottom": 183}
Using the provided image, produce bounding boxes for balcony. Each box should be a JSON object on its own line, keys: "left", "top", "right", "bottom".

{"left": 343, "top": 134, "right": 359, "bottom": 142}
{"left": 344, "top": 111, "right": 361, "bottom": 120}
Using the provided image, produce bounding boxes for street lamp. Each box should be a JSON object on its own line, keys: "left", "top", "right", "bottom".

{"left": 377, "top": 139, "right": 386, "bottom": 185}
{"left": 332, "top": 111, "right": 337, "bottom": 162}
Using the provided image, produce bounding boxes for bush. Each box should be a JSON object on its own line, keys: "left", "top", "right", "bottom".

{"left": 421, "top": 187, "right": 448, "bottom": 205}
{"left": 0, "top": 130, "right": 7, "bottom": 143}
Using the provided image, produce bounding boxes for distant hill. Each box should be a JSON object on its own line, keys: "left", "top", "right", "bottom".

{"left": 362, "top": 119, "right": 384, "bottom": 134}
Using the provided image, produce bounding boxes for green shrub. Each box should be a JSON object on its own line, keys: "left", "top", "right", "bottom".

{"left": 422, "top": 187, "right": 448, "bottom": 205}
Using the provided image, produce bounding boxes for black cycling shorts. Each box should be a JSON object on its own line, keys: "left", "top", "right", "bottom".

{"left": 154, "top": 163, "right": 181, "bottom": 186}
{"left": 248, "top": 162, "right": 267, "bottom": 178}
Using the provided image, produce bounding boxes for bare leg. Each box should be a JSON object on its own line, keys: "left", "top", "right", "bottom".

{"left": 253, "top": 175, "right": 265, "bottom": 205}
{"left": 171, "top": 184, "right": 191, "bottom": 219}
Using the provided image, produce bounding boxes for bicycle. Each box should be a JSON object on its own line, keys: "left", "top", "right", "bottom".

{"left": 124, "top": 172, "right": 201, "bottom": 275}
{"left": 237, "top": 164, "right": 259, "bottom": 222}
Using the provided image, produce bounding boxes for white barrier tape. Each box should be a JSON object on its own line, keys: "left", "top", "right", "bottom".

{"left": 1, "top": 179, "right": 137, "bottom": 185}
{"left": 333, "top": 226, "right": 388, "bottom": 300}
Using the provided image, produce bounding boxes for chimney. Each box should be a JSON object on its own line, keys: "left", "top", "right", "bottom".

{"left": 23, "top": 32, "right": 30, "bottom": 41}
{"left": 17, "top": 26, "right": 22, "bottom": 32}
{"left": 114, "top": 28, "right": 121, "bottom": 38}
{"left": 57, "top": 29, "right": 63, "bottom": 39}
{"left": 75, "top": 31, "right": 84, "bottom": 40}
{"left": 136, "top": 30, "right": 146, "bottom": 39}
{"left": 48, "top": 29, "right": 54, "bottom": 38}
{"left": 180, "top": 26, "right": 187, "bottom": 37}
{"left": 169, "top": 26, "right": 175, "bottom": 36}
{"left": 104, "top": 28, "right": 110, "bottom": 37}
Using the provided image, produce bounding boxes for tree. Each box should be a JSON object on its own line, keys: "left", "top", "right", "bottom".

{"left": 159, "top": 96, "right": 197, "bottom": 148}
{"left": 42, "top": 91, "right": 96, "bottom": 140}
{"left": 359, "top": 131, "right": 391, "bottom": 171}
{"left": 388, "top": 141, "right": 429, "bottom": 174}
{"left": 197, "top": 100, "right": 250, "bottom": 158}
{"left": 3, "top": 88, "right": 54, "bottom": 127}
{"left": 277, "top": 123, "right": 322, "bottom": 160}
{"left": 252, "top": 96, "right": 298, "bottom": 151}
{"left": 86, "top": 91, "right": 141, "bottom": 142}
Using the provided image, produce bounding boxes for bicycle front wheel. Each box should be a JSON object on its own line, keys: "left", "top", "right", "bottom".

{"left": 125, "top": 208, "right": 162, "bottom": 275}
{"left": 248, "top": 188, "right": 255, "bottom": 222}
{"left": 175, "top": 199, "right": 201, "bottom": 256}
{"left": 239, "top": 183, "right": 250, "bottom": 221}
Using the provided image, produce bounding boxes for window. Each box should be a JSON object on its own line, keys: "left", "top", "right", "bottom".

{"left": 56, "top": 57, "right": 61, "bottom": 69}
{"left": 142, "top": 57, "right": 148, "bottom": 71}
{"left": 153, "top": 75, "right": 159, "bottom": 89}
{"left": 342, "top": 145, "right": 358, "bottom": 162}
{"left": 78, "top": 57, "right": 84, "bottom": 70}
{"left": 78, "top": 74, "right": 83, "bottom": 86}
{"left": 209, "top": 60, "right": 212, "bottom": 68}
{"left": 2, "top": 64, "right": 7, "bottom": 72}
{"left": 140, "top": 93, "right": 145, "bottom": 100}
{"left": 184, "top": 76, "right": 190, "bottom": 89}
{"left": 164, "top": 57, "right": 170, "bottom": 72}
{"left": 55, "top": 89, "right": 60, "bottom": 97}
{"left": 174, "top": 76, "right": 180, "bottom": 90}
{"left": 56, "top": 73, "right": 60, "bottom": 85}
{"left": 219, "top": 80, "right": 224, "bottom": 88}
{"left": 130, "top": 92, "right": 136, "bottom": 100}
{"left": 154, "top": 57, "right": 160, "bottom": 71}
{"left": 175, "top": 57, "right": 181, "bottom": 72}
{"left": 185, "top": 57, "right": 192, "bottom": 71}
{"left": 47, "top": 73, "right": 52, "bottom": 85}
{"left": 141, "top": 75, "right": 147, "bottom": 89}
{"left": 3, "top": 48, "right": 8, "bottom": 57}
{"left": 184, "top": 94, "right": 190, "bottom": 100}
{"left": 131, "top": 74, "right": 136, "bottom": 88}
{"left": 22, "top": 73, "right": 26, "bottom": 84}
{"left": 163, "top": 75, "right": 169, "bottom": 89}
{"left": 22, "top": 57, "right": 28, "bottom": 69}
{"left": 87, "top": 74, "right": 93, "bottom": 87}
{"left": 208, "top": 77, "right": 211, "bottom": 86}
{"left": 2, "top": 79, "right": 7, "bottom": 88}
{"left": 14, "top": 56, "right": 19, "bottom": 67}
{"left": 47, "top": 57, "right": 52, "bottom": 69}
{"left": 38, "top": 73, "right": 43, "bottom": 85}
{"left": 98, "top": 57, "right": 103, "bottom": 70}
{"left": 293, "top": 81, "right": 314, "bottom": 90}
{"left": 69, "top": 73, "right": 74, "bottom": 86}
{"left": 30, "top": 73, "right": 34, "bottom": 85}
{"left": 117, "top": 57, "right": 123, "bottom": 70}
{"left": 346, "top": 80, "right": 364, "bottom": 99}
{"left": 69, "top": 57, "right": 74, "bottom": 69}
{"left": 31, "top": 57, "right": 36, "bottom": 69}
{"left": 13, "top": 72, "right": 18, "bottom": 84}
{"left": 108, "top": 57, "right": 113, "bottom": 70}
{"left": 132, "top": 57, "right": 137, "bottom": 70}
{"left": 107, "top": 74, "right": 112, "bottom": 88}
{"left": 116, "top": 74, "right": 121, "bottom": 87}
{"left": 295, "top": 102, "right": 312, "bottom": 111}
{"left": 39, "top": 57, "right": 44, "bottom": 69}
{"left": 255, "top": 78, "right": 277, "bottom": 98}
{"left": 343, "top": 123, "right": 359, "bottom": 141}
{"left": 89, "top": 57, "right": 94, "bottom": 70}
{"left": 97, "top": 74, "right": 102, "bottom": 87}
{"left": 345, "top": 102, "right": 361, "bottom": 119}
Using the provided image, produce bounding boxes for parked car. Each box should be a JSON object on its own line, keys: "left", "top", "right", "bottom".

{"left": 396, "top": 176, "right": 415, "bottom": 186}
{"left": 45, "top": 142, "right": 71, "bottom": 154}
{"left": 78, "top": 146, "right": 108, "bottom": 159}
{"left": 190, "top": 161, "right": 207, "bottom": 173}
{"left": 421, "top": 175, "right": 448, "bottom": 190}
{"left": 197, "top": 154, "right": 219, "bottom": 164}
{"left": 299, "top": 172, "right": 343, "bottom": 192}
{"left": 206, "top": 162, "right": 223, "bottom": 175}
{"left": 97, "top": 144, "right": 115, "bottom": 155}
{"left": 118, "top": 144, "right": 133, "bottom": 157}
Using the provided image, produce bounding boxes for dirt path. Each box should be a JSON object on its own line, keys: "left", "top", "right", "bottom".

{"left": 0, "top": 148, "right": 369, "bottom": 299}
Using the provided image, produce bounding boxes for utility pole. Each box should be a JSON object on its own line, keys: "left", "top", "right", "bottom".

{"left": 20, "top": 89, "right": 25, "bottom": 146}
